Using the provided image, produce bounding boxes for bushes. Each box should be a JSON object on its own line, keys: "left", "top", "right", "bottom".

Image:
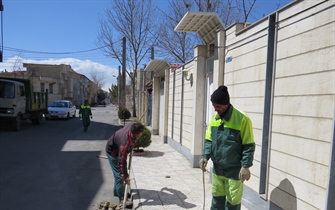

{"left": 134, "top": 120, "right": 152, "bottom": 151}
{"left": 118, "top": 106, "right": 131, "bottom": 119}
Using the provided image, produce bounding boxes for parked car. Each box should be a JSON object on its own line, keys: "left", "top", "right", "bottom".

{"left": 46, "top": 100, "right": 76, "bottom": 120}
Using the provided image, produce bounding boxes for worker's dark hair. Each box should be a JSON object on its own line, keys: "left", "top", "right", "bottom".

{"left": 131, "top": 123, "right": 145, "bottom": 134}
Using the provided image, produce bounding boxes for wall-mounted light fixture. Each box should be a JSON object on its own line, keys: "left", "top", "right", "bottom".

{"left": 182, "top": 69, "right": 193, "bottom": 86}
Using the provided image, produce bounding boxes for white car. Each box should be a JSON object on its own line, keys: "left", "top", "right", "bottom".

{"left": 46, "top": 100, "right": 76, "bottom": 119}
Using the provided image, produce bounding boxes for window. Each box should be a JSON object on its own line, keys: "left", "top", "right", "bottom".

{"left": 18, "top": 85, "right": 24, "bottom": 96}
{"left": 49, "top": 83, "right": 53, "bottom": 94}
{"left": 41, "top": 82, "right": 45, "bottom": 92}
{"left": 0, "top": 81, "right": 15, "bottom": 99}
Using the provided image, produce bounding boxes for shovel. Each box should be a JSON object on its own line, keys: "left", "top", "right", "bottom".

{"left": 122, "top": 149, "right": 133, "bottom": 209}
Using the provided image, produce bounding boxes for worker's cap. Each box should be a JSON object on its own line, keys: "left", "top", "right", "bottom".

{"left": 211, "top": 85, "right": 230, "bottom": 105}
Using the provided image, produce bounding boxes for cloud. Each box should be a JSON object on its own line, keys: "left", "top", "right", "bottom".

{"left": 0, "top": 56, "right": 118, "bottom": 91}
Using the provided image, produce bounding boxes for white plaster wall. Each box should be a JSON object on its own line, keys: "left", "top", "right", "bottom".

{"left": 224, "top": 17, "right": 269, "bottom": 192}
{"left": 168, "top": 70, "right": 174, "bottom": 138}
{"left": 221, "top": 2, "right": 334, "bottom": 209}
{"left": 269, "top": 1, "right": 335, "bottom": 209}
{"left": 167, "top": 61, "right": 195, "bottom": 153}
{"left": 181, "top": 62, "right": 194, "bottom": 150}
{"left": 163, "top": 1, "right": 333, "bottom": 209}
{"left": 171, "top": 68, "right": 182, "bottom": 142}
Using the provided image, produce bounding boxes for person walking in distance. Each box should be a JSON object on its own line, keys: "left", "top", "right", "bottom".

{"left": 105, "top": 122, "right": 144, "bottom": 208}
{"left": 199, "top": 85, "right": 255, "bottom": 210}
{"left": 79, "top": 100, "right": 92, "bottom": 132}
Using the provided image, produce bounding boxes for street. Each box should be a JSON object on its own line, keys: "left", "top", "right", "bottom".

{"left": 0, "top": 104, "right": 120, "bottom": 210}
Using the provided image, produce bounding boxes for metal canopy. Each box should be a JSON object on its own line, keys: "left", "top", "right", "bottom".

{"left": 145, "top": 60, "right": 170, "bottom": 77}
{"left": 174, "top": 11, "right": 224, "bottom": 45}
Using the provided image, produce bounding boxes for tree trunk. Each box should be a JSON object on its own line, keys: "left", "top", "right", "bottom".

{"left": 132, "top": 80, "right": 137, "bottom": 117}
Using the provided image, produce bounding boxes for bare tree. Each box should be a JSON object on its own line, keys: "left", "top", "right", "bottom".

{"left": 97, "top": 0, "right": 159, "bottom": 117}
{"left": 90, "top": 70, "right": 105, "bottom": 104}
{"left": 156, "top": 0, "right": 256, "bottom": 64}
{"left": 192, "top": 0, "right": 257, "bottom": 25}
{"left": 240, "top": 0, "right": 257, "bottom": 22}
{"left": 13, "top": 54, "right": 23, "bottom": 71}
{"left": 155, "top": 0, "right": 198, "bottom": 63}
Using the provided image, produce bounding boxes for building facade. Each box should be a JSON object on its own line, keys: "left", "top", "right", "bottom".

{"left": 0, "top": 63, "right": 93, "bottom": 107}
{"left": 142, "top": 0, "right": 335, "bottom": 209}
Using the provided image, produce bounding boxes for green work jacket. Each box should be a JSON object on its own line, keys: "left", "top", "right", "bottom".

{"left": 203, "top": 105, "right": 255, "bottom": 179}
{"left": 79, "top": 105, "right": 92, "bottom": 117}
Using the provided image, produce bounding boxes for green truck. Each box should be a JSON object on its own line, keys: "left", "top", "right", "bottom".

{"left": 0, "top": 77, "right": 48, "bottom": 131}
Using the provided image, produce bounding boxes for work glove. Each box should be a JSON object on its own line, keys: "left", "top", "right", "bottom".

{"left": 239, "top": 167, "right": 251, "bottom": 182}
{"left": 199, "top": 158, "right": 208, "bottom": 172}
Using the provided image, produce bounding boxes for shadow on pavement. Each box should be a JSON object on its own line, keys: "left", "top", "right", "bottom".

{"left": 132, "top": 187, "right": 196, "bottom": 209}
{"left": 0, "top": 116, "right": 120, "bottom": 210}
{"left": 132, "top": 150, "right": 164, "bottom": 158}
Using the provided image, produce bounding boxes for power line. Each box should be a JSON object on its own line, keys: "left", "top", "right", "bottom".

{"left": 1, "top": 38, "right": 123, "bottom": 55}
{"left": 2, "top": 44, "right": 110, "bottom": 55}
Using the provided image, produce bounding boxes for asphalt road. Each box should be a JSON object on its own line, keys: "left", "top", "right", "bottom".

{"left": 0, "top": 104, "right": 122, "bottom": 210}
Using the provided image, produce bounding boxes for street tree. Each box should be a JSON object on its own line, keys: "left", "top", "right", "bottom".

{"left": 97, "top": 0, "right": 159, "bottom": 117}
{"left": 155, "top": 0, "right": 198, "bottom": 63}
{"left": 90, "top": 70, "right": 105, "bottom": 104}
{"left": 158, "top": 0, "right": 288, "bottom": 62}
{"left": 109, "top": 84, "right": 118, "bottom": 104}
{"left": 156, "top": 0, "right": 265, "bottom": 64}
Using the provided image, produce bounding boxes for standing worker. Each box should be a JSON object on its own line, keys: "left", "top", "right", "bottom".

{"left": 79, "top": 100, "right": 92, "bottom": 132}
{"left": 105, "top": 122, "right": 144, "bottom": 208}
{"left": 199, "top": 85, "right": 255, "bottom": 210}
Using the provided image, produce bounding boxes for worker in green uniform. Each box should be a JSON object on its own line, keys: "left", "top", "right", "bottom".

{"left": 79, "top": 100, "right": 92, "bottom": 132}
{"left": 199, "top": 85, "right": 255, "bottom": 210}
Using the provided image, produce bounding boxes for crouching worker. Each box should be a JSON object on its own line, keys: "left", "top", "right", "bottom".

{"left": 199, "top": 85, "right": 255, "bottom": 210}
{"left": 105, "top": 122, "right": 144, "bottom": 208}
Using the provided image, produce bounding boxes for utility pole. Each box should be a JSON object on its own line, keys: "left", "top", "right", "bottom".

{"left": 122, "top": 37, "right": 126, "bottom": 108}
{"left": 0, "top": 0, "right": 4, "bottom": 62}
{"left": 118, "top": 65, "right": 121, "bottom": 106}
{"left": 121, "top": 37, "right": 126, "bottom": 125}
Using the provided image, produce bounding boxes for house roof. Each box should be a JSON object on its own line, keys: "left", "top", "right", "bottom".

{"left": 145, "top": 60, "right": 170, "bottom": 77}
{"left": 174, "top": 11, "right": 224, "bottom": 45}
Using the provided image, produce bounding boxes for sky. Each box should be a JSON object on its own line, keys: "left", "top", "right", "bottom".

{"left": 0, "top": 0, "right": 291, "bottom": 91}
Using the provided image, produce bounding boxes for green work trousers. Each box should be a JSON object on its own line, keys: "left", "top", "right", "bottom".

{"left": 211, "top": 165, "right": 243, "bottom": 210}
{"left": 82, "top": 116, "right": 90, "bottom": 131}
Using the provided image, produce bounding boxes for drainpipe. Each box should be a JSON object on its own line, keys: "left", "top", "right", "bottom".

{"left": 259, "top": 13, "right": 277, "bottom": 199}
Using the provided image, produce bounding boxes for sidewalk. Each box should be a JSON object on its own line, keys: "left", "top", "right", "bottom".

{"left": 130, "top": 133, "right": 249, "bottom": 210}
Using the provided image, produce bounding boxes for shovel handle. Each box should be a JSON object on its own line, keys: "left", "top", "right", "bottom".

{"left": 122, "top": 184, "right": 129, "bottom": 209}
{"left": 122, "top": 150, "right": 133, "bottom": 210}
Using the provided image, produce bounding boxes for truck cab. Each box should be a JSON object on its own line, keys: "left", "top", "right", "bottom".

{"left": 0, "top": 79, "right": 26, "bottom": 118}
{"left": 0, "top": 77, "right": 48, "bottom": 131}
